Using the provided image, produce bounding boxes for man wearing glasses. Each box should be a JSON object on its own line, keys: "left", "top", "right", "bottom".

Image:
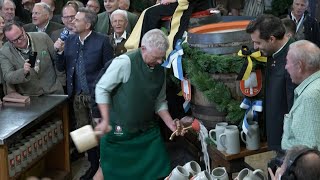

{"left": 0, "top": 22, "right": 63, "bottom": 96}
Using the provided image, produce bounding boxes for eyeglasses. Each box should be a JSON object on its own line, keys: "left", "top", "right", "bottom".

{"left": 62, "top": 15, "right": 75, "bottom": 20}
{"left": 10, "top": 31, "right": 25, "bottom": 44}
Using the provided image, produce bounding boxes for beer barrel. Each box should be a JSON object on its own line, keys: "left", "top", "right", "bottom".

{"left": 187, "top": 20, "right": 251, "bottom": 55}
{"left": 187, "top": 20, "right": 251, "bottom": 129}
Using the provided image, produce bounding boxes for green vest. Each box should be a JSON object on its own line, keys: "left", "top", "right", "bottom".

{"left": 100, "top": 49, "right": 170, "bottom": 179}
{"left": 109, "top": 49, "right": 165, "bottom": 134}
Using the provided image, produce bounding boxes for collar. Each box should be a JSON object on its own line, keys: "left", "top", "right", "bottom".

{"left": 17, "top": 34, "right": 31, "bottom": 54}
{"left": 294, "top": 70, "right": 320, "bottom": 96}
{"left": 36, "top": 21, "right": 50, "bottom": 32}
{"left": 290, "top": 12, "right": 304, "bottom": 32}
{"left": 272, "top": 39, "right": 290, "bottom": 58}
{"left": 79, "top": 30, "right": 92, "bottom": 45}
{"left": 113, "top": 31, "right": 127, "bottom": 44}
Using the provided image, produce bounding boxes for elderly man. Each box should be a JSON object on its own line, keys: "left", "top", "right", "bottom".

{"left": 0, "top": 22, "right": 63, "bottom": 96}
{"left": 95, "top": 0, "right": 137, "bottom": 35}
{"left": 246, "top": 14, "right": 296, "bottom": 152}
{"left": 281, "top": 40, "right": 320, "bottom": 149}
{"left": 0, "top": 0, "right": 16, "bottom": 23}
{"left": 109, "top": 9, "right": 128, "bottom": 57}
{"left": 288, "top": 0, "right": 320, "bottom": 47}
{"left": 269, "top": 145, "right": 320, "bottom": 180}
{"left": 55, "top": 8, "right": 113, "bottom": 180}
{"left": 94, "top": 29, "right": 185, "bottom": 179}
{"left": 86, "top": 0, "right": 100, "bottom": 14}
{"left": 23, "top": 2, "right": 63, "bottom": 37}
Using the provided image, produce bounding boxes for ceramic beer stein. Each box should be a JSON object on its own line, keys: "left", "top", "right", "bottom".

{"left": 209, "top": 122, "right": 228, "bottom": 151}
{"left": 235, "top": 168, "right": 267, "bottom": 180}
{"left": 241, "top": 122, "right": 260, "bottom": 150}
{"left": 219, "top": 125, "right": 240, "bottom": 154}
{"left": 183, "top": 161, "right": 201, "bottom": 177}
{"left": 211, "top": 167, "right": 228, "bottom": 180}
{"left": 191, "top": 170, "right": 213, "bottom": 180}
{"left": 166, "top": 166, "right": 189, "bottom": 180}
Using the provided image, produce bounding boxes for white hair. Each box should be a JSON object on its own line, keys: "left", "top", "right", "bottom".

{"left": 110, "top": 9, "right": 128, "bottom": 22}
{"left": 141, "top": 29, "right": 169, "bottom": 52}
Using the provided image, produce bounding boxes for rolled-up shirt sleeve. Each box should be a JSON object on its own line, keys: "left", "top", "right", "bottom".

{"left": 95, "top": 55, "right": 131, "bottom": 104}
{"left": 155, "top": 74, "right": 168, "bottom": 113}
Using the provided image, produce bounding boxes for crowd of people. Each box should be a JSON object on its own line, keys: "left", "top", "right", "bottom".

{"left": 0, "top": 0, "right": 319, "bottom": 179}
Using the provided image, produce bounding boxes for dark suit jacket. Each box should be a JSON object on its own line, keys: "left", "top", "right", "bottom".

{"left": 56, "top": 31, "right": 114, "bottom": 98}
{"left": 23, "top": 21, "right": 64, "bottom": 38}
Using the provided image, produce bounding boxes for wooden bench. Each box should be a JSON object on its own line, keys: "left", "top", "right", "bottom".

{"left": 208, "top": 142, "right": 269, "bottom": 179}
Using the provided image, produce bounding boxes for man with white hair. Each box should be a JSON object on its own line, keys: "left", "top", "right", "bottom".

{"left": 94, "top": 29, "right": 186, "bottom": 179}
{"left": 109, "top": 9, "right": 128, "bottom": 57}
{"left": 95, "top": 0, "right": 137, "bottom": 35}
{"left": 281, "top": 40, "right": 320, "bottom": 150}
{"left": 288, "top": 0, "right": 320, "bottom": 46}
{"left": 23, "top": 2, "right": 63, "bottom": 37}
{"left": 0, "top": 0, "right": 16, "bottom": 23}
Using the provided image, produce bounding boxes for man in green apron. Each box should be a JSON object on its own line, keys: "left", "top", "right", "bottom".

{"left": 94, "top": 29, "right": 185, "bottom": 179}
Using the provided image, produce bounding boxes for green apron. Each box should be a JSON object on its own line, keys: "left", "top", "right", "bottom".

{"left": 100, "top": 49, "right": 170, "bottom": 179}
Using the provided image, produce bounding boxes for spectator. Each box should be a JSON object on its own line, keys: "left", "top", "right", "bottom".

{"left": 95, "top": 0, "right": 138, "bottom": 35}
{"left": 288, "top": 0, "right": 320, "bottom": 47}
{"left": 282, "top": 18, "right": 296, "bottom": 38}
{"left": 109, "top": 9, "right": 128, "bottom": 57}
{"left": 281, "top": 40, "right": 320, "bottom": 150}
{"left": 86, "top": 0, "right": 100, "bottom": 14}
{"left": 51, "top": 3, "right": 77, "bottom": 42}
{"left": 41, "top": 0, "right": 62, "bottom": 24}
{"left": 0, "top": 0, "right": 16, "bottom": 23}
{"left": 21, "top": 0, "right": 35, "bottom": 12}
{"left": 55, "top": 8, "right": 113, "bottom": 180}
{"left": 118, "top": 0, "right": 129, "bottom": 10}
{"left": 0, "top": 22, "right": 63, "bottom": 96}
{"left": 268, "top": 145, "right": 320, "bottom": 180}
{"left": 23, "top": 2, "right": 64, "bottom": 38}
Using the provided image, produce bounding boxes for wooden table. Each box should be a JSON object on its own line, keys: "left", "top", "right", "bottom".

{"left": 0, "top": 95, "right": 70, "bottom": 180}
{"left": 208, "top": 142, "right": 269, "bottom": 179}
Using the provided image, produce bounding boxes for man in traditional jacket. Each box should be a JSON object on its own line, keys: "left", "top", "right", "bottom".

{"left": 0, "top": 22, "right": 63, "bottom": 96}
{"left": 55, "top": 8, "right": 113, "bottom": 180}
{"left": 94, "top": 29, "right": 185, "bottom": 179}
{"left": 288, "top": 0, "right": 320, "bottom": 47}
{"left": 246, "top": 14, "right": 297, "bottom": 177}
{"left": 94, "top": 0, "right": 137, "bottom": 35}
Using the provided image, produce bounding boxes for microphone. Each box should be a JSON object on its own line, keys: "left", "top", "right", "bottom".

{"left": 60, "top": 28, "right": 69, "bottom": 41}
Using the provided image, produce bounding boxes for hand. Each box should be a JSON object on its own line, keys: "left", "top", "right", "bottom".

{"left": 268, "top": 167, "right": 283, "bottom": 180}
{"left": 54, "top": 38, "right": 65, "bottom": 52}
{"left": 24, "top": 60, "right": 31, "bottom": 75}
{"left": 173, "top": 119, "right": 187, "bottom": 136}
{"left": 94, "top": 119, "right": 112, "bottom": 136}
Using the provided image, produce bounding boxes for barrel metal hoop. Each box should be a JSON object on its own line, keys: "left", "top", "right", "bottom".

{"left": 188, "top": 40, "right": 251, "bottom": 48}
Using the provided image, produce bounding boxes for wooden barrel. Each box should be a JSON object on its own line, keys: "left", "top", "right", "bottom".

{"left": 187, "top": 20, "right": 251, "bottom": 129}
{"left": 187, "top": 20, "right": 252, "bottom": 55}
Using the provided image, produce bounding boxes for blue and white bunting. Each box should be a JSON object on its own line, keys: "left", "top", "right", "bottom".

{"left": 240, "top": 98, "right": 263, "bottom": 136}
